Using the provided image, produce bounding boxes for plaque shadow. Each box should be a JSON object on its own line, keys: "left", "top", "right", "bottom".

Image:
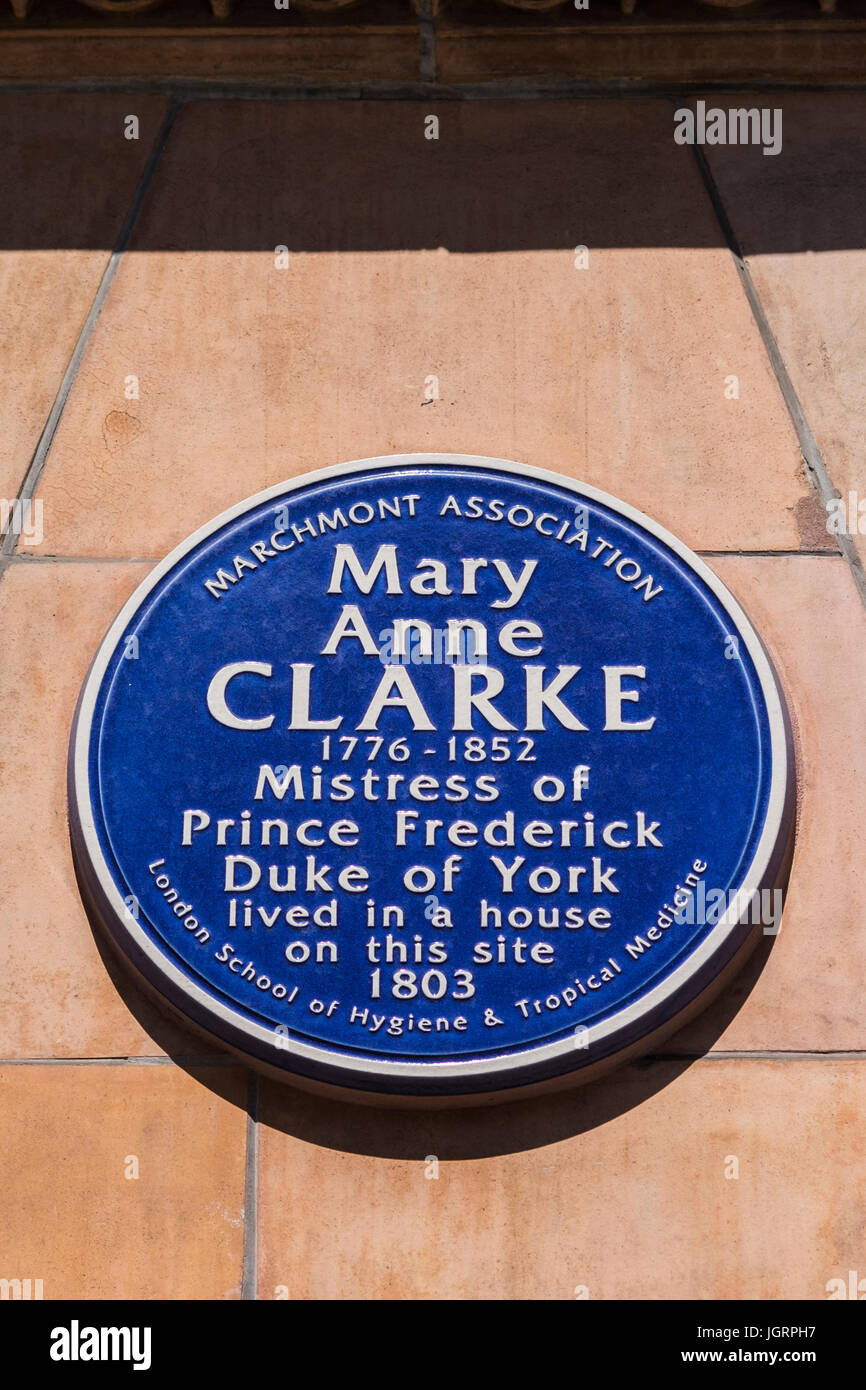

{"left": 92, "top": 921, "right": 780, "bottom": 1161}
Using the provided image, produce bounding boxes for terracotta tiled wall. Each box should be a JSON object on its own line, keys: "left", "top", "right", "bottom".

{"left": 1, "top": 91, "right": 864, "bottom": 1300}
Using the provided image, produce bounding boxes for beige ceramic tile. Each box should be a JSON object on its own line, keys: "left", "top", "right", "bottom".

{"left": 704, "top": 94, "right": 866, "bottom": 566}
{"left": 670, "top": 554, "right": 866, "bottom": 1053}
{"left": 0, "top": 1063, "right": 247, "bottom": 1299}
{"left": 0, "top": 559, "right": 225, "bottom": 1058}
{"left": 257, "top": 1058, "right": 866, "bottom": 1300}
{"left": 0, "top": 95, "right": 169, "bottom": 508}
{"left": 32, "top": 99, "right": 808, "bottom": 557}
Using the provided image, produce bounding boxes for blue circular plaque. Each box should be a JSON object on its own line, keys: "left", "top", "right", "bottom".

{"left": 69, "top": 455, "right": 794, "bottom": 1102}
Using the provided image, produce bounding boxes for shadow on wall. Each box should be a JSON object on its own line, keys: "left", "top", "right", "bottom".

{"left": 2, "top": 91, "right": 866, "bottom": 256}
{"left": 91, "top": 917, "right": 779, "bottom": 1161}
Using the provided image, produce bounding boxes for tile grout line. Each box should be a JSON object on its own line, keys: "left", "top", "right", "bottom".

{"left": 10, "top": 555, "right": 164, "bottom": 564}
{"left": 241, "top": 1071, "right": 260, "bottom": 1302}
{"left": 687, "top": 129, "right": 866, "bottom": 614}
{"left": 646, "top": 1050, "right": 866, "bottom": 1061}
{"left": 0, "top": 1055, "right": 240, "bottom": 1065}
{"left": 0, "top": 96, "right": 183, "bottom": 582}
{"left": 2, "top": 1051, "right": 866, "bottom": 1063}
{"left": 4, "top": 548, "right": 842, "bottom": 564}
{"left": 697, "top": 549, "right": 838, "bottom": 558}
